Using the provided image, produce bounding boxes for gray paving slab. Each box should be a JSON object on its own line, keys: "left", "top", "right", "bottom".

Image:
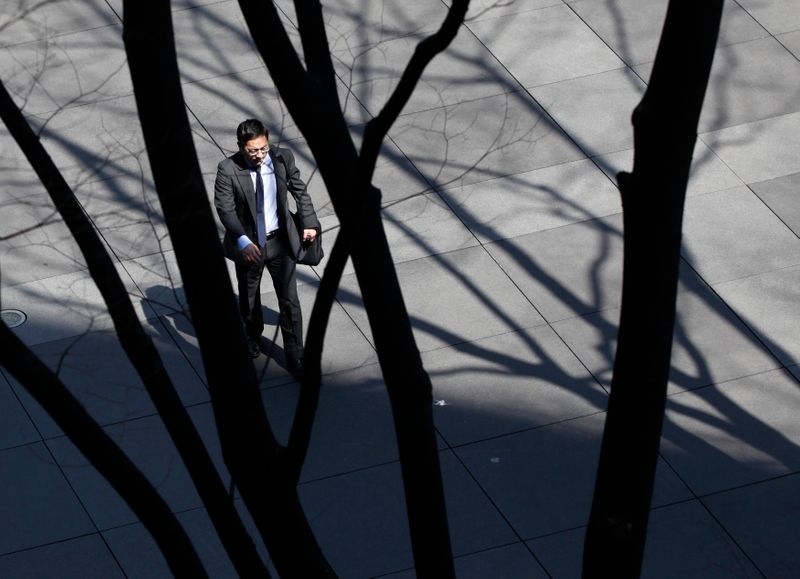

{"left": 0, "top": 189, "right": 88, "bottom": 288}
{"left": 333, "top": 23, "right": 520, "bottom": 117}
{"left": 705, "top": 472, "right": 800, "bottom": 579}
{"left": 33, "top": 94, "right": 152, "bottom": 189}
{"left": 0, "top": 23, "right": 128, "bottom": 117}
{"left": 0, "top": 370, "right": 40, "bottom": 451}
{"left": 454, "top": 412, "right": 692, "bottom": 539}
{"left": 635, "top": 37, "right": 800, "bottom": 134}
{"left": 527, "top": 499, "right": 762, "bottom": 578}
{"left": 779, "top": 29, "right": 800, "bottom": 58}
{"left": 4, "top": 267, "right": 159, "bottom": 346}
{"left": 468, "top": 4, "right": 624, "bottom": 89}
{"left": 485, "top": 213, "right": 703, "bottom": 323}
{"left": 169, "top": 1, "right": 265, "bottom": 84}
{"left": 0, "top": 442, "right": 95, "bottom": 555}
{"left": 45, "top": 412, "right": 210, "bottom": 530}
{"left": 337, "top": 245, "right": 545, "bottom": 353}
{"left": 701, "top": 110, "right": 800, "bottom": 185}
{"left": 151, "top": 270, "right": 378, "bottom": 384}
{"left": 569, "top": 0, "right": 766, "bottom": 67}
{"left": 529, "top": 67, "right": 646, "bottom": 157}
{"left": 682, "top": 185, "right": 800, "bottom": 285}
{"left": 713, "top": 264, "right": 800, "bottom": 367}
{"left": 102, "top": 504, "right": 272, "bottom": 579}
{"left": 0, "top": 0, "right": 117, "bottom": 49}
{"left": 749, "top": 171, "right": 800, "bottom": 237}
{"left": 389, "top": 90, "right": 584, "bottom": 190}
{"left": 594, "top": 139, "right": 745, "bottom": 198}
{"left": 735, "top": 0, "right": 800, "bottom": 35}
{"left": 383, "top": 542, "right": 548, "bottom": 579}
{"left": 298, "top": 449, "right": 517, "bottom": 578}
{"left": 260, "top": 363, "right": 403, "bottom": 482}
{"left": 0, "top": 533, "right": 124, "bottom": 579}
{"left": 661, "top": 368, "right": 800, "bottom": 496}
{"left": 183, "top": 65, "right": 371, "bottom": 148}
{"left": 378, "top": 191, "right": 479, "bottom": 259}
{"left": 72, "top": 174, "right": 172, "bottom": 261}
{"left": 442, "top": 157, "right": 621, "bottom": 244}
{"left": 552, "top": 283, "right": 781, "bottom": 395}
{"left": 10, "top": 327, "right": 208, "bottom": 439}
{"left": 423, "top": 325, "right": 607, "bottom": 446}
{"left": 275, "top": 0, "right": 450, "bottom": 53}
{"left": 455, "top": 0, "right": 563, "bottom": 23}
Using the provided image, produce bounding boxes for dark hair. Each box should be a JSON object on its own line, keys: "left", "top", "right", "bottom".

{"left": 236, "top": 119, "right": 269, "bottom": 145}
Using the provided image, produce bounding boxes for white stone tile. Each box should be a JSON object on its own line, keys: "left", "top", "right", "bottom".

{"left": 390, "top": 90, "right": 584, "bottom": 189}
{"left": 424, "top": 325, "right": 608, "bottom": 446}
{"left": 594, "top": 139, "right": 745, "bottom": 198}
{"left": 552, "top": 283, "right": 781, "bottom": 395}
{"left": 529, "top": 67, "right": 646, "bottom": 157}
{"left": 171, "top": 1, "right": 264, "bottom": 83}
{"left": 337, "top": 245, "right": 545, "bottom": 353}
{"left": 467, "top": 4, "right": 624, "bottom": 88}
{"left": 714, "top": 265, "right": 800, "bottom": 366}
{"left": 779, "top": 29, "right": 800, "bottom": 58}
{"left": 0, "top": 23, "right": 129, "bottom": 117}
{"left": 661, "top": 369, "right": 800, "bottom": 495}
{"left": 570, "top": 0, "right": 766, "bottom": 67}
{"left": 0, "top": 0, "right": 118, "bottom": 48}
{"left": 698, "top": 37, "right": 800, "bottom": 133}
{"left": 701, "top": 111, "right": 800, "bottom": 184}
{"left": 749, "top": 171, "right": 800, "bottom": 237}
{"left": 735, "top": 0, "right": 800, "bottom": 35}
{"left": 682, "top": 186, "right": 800, "bottom": 284}
{"left": 0, "top": 189, "right": 88, "bottom": 288}
{"left": 442, "top": 157, "right": 621, "bottom": 243}
{"left": 3, "top": 266, "right": 155, "bottom": 346}
{"left": 333, "top": 24, "right": 520, "bottom": 116}
{"left": 485, "top": 213, "right": 700, "bottom": 323}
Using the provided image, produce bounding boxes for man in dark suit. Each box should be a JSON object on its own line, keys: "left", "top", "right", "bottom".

{"left": 214, "top": 119, "right": 319, "bottom": 376}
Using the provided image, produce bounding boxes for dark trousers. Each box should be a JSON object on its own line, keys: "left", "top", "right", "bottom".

{"left": 235, "top": 231, "right": 303, "bottom": 360}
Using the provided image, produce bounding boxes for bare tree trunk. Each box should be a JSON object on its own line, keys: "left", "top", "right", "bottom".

{"left": 0, "top": 78, "right": 269, "bottom": 578}
{"left": 583, "top": 2, "right": 724, "bottom": 577}
{"left": 237, "top": 1, "right": 469, "bottom": 575}
{"left": 0, "top": 325, "right": 207, "bottom": 578}
{"left": 121, "top": 2, "right": 336, "bottom": 577}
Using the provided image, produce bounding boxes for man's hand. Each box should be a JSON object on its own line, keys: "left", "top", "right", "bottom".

{"left": 302, "top": 228, "right": 317, "bottom": 243}
{"left": 242, "top": 243, "right": 261, "bottom": 264}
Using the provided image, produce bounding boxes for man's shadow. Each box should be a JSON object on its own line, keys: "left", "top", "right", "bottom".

{"left": 141, "top": 284, "right": 298, "bottom": 385}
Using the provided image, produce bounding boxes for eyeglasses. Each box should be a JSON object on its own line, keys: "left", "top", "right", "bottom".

{"left": 244, "top": 146, "right": 269, "bottom": 156}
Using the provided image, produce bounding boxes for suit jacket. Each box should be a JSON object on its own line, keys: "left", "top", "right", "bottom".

{"left": 214, "top": 146, "right": 320, "bottom": 262}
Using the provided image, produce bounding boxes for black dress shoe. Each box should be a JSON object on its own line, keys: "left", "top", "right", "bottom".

{"left": 287, "top": 357, "right": 304, "bottom": 378}
{"left": 247, "top": 340, "right": 261, "bottom": 358}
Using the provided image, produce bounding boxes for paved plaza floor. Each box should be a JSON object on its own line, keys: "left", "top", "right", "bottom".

{"left": 2, "top": 0, "right": 800, "bottom": 577}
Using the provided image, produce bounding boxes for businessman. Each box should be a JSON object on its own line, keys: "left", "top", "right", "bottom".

{"left": 214, "top": 119, "right": 319, "bottom": 377}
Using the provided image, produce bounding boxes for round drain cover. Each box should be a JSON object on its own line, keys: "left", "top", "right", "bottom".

{"left": 1, "top": 309, "right": 27, "bottom": 328}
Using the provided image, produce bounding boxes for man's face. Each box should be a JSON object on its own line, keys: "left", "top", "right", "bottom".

{"left": 241, "top": 134, "right": 269, "bottom": 167}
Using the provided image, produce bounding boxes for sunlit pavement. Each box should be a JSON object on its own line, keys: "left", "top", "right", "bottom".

{"left": 2, "top": 1, "right": 800, "bottom": 577}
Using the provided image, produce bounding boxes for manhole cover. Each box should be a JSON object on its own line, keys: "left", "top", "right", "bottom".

{"left": 1, "top": 309, "right": 27, "bottom": 328}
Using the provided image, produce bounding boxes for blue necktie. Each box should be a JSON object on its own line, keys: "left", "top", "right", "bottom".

{"left": 255, "top": 168, "right": 266, "bottom": 246}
